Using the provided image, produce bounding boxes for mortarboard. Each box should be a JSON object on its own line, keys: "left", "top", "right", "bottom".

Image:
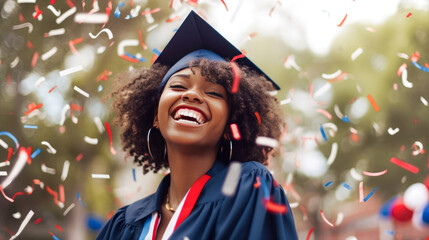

{"left": 155, "top": 10, "right": 280, "bottom": 91}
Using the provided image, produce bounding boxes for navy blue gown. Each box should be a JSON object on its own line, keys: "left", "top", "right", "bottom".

{"left": 97, "top": 160, "right": 298, "bottom": 240}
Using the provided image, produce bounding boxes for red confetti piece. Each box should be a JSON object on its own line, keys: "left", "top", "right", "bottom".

{"left": 66, "top": 0, "right": 75, "bottom": 8}
{"left": 230, "top": 123, "right": 241, "bottom": 140}
{"left": 166, "top": 15, "right": 180, "bottom": 23}
{"left": 406, "top": 12, "right": 412, "bottom": 18}
{"left": 254, "top": 177, "right": 261, "bottom": 188}
{"left": 359, "top": 181, "right": 364, "bottom": 202}
{"left": 390, "top": 157, "right": 419, "bottom": 174}
{"left": 27, "top": 41, "right": 34, "bottom": 49}
{"left": 102, "top": 1, "right": 112, "bottom": 29}
{"left": 105, "top": 121, "right": 117, "bottom": 155}
{"left": 411, "top": 51, "right": 420, "bottom": 62}
{"left": 19, "top": 13, "right": 25, "bottom": 22}
{"left": 120, "top": 54, "right": 140, "bottom": 63}
{"left": 363, "top": 169, "right": 388, "bottom": 176}
{"left": 306, "top": 228, "right": 314, "bottom": 240}
{"left": 31, "top": 52, "right": 38, "bottom": 68}
{"left": 25, "top": 103, "right": 43, "bottom": 115}
{"left": 55, "top": 224, "right": 63, "bottom": 232}
{"left": 397, "top": 63, "right": 407, "bottom": 76}
{"left": 34, "top": 5, "right": 43, "bottom": 19}
{"left": 230, "top": 62, "right": 241, "bottom": 93}
{"left": 70, "top": 103, "right": 82, "bottom": 117}
{"left": 265, "top": 199, "right": 287, "bottom": 214}
{"left": 328, "top": 72, "right": 348, "bottom": 83}
{"left": 34, "top": 218, "right": 42, "bottom": 224}
{"left": 169, "top": 0, "right": 174, "bottom": 8}
{"left": 76, "top": 153, "right": 83, "bottom": 162}
{"left": 129, "top": 0, "right": 133, "bottom": 6}
{"left": 0, "top": 186, "right": 14, "bottom": 202}
{"left": 231, "top": 53, "right": 245, "bottom": 62}
{"left": 138, "top": 30, "right": 148, "bottom": 50}
{"left": 320, "top": 210, "right": 334, "bottom": 227}
{"left": 141, "top": 8, "right": 160, "bottom": 15}
{"left": 48, "top": 85, "right": 57, "bottom": 93}
{"left": 254, "top": 112, "right": 261, "bottom": 125}
{"left": 33, "top": 179, "right": 41, "bottom": 185}
{"left": 96, "top": 70, "right": 112, "bottom": 82}
{"left": 6, "top": 147, "right": 13, "bottom": 162}
{"left": 69, "top": 38, "right": 83, "bottom": 55}
{"left": 337, "top": 14, "right": 347, "bottom": 27}
{"left": 367, "top": 94, "right": 380, "bottom": 112}
{"left": 220, "top": 0, "right": 229, "bottom": 11}
{"left": 316, "top": 109, "right": 332, "bottom": 119}
{"left": 12, "top": 192, "right": 24, "bottom": 199}
{"left": 59, "top": 184, "right": 65, "bottom": 203}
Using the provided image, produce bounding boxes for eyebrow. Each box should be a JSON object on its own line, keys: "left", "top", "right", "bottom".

{"left": 170, "top": 73, "right": 190, "bottom": 79}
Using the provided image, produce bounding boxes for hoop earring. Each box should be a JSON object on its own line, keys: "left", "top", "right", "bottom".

{"left": 228, "top": 140, "right": 232, "bottom": 161}
{"left": 147, "top": 127, "right": 166, "bottom": 161}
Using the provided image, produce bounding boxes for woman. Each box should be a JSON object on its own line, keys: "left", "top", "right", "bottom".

{"left": 97, "top": 11, "right": 298, "bottom": 240}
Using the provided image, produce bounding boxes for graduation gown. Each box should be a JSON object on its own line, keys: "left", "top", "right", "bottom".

{"left": 97, "top": 160, "right": 298, "bottom": 240}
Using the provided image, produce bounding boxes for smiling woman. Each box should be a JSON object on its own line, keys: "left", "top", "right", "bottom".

{"left": 98, "top": 11, "right": 298, "bottom": 240}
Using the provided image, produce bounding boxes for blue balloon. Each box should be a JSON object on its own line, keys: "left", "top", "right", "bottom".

{"left": 87, "top": 214, "right": 105, "bottom": 231}
{"left": 422, "top": 202, "right": 429, "bottom": 224}
{"left": 379, "top": 196, "right": 398, "bottom": 218}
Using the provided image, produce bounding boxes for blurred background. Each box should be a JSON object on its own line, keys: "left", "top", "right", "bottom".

{"left": 0, "top": 0, "right": 428, "bottom": 239}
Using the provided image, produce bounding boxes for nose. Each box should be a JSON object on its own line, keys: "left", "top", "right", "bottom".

{"left": 182, "top": 89, "right": 203, "bottom": 103}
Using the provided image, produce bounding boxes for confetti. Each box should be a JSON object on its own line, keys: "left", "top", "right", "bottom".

{"left": 342, "top": 182, "right": 351, "bottom": 190}
{"left": 91, "top": 174, "right": 110, "bottom": 179}
{"left": 390, "top": 157, "right": 419, "bottom": 174}
{"left": 18, "top": 0, "right": 36, "bottom": 2}
{"left": 12, "top": 22, "right": 33, "bottom": 33}
{"left": 30, "top": 148, "right": 41, "bottom": 159}
{"left": 397, "top": 63, "right": 407, "bottom": 76}
{"left": 25, "top": 103, "right": 43, "bottom": 115}
{"left": 367, "top": 94, "right": 380, "bottom": 112}
{"left": 387, "top": 127, "right": 399, "bottom": 135}
{"left": 283, "top": 54, "right": 301, "bottom": 71}
{"left": 411, "top": 141, "right": 424, "bottom": 156}
{"left": 255, "top": 136, "right": 278, "bottom": 148}
{"left": 401, "top": 69, "right": 413, "bottom": 88}
{"left": 0, "top": 131, "right": 19, "bottom": 150}
{"left": 56, "top": 6, "right": 77, "bottom": 24}
{"left": 230, "top": 62, "right": 241, "bottom": 93}
{"left": 220, "top": 0, "right": 229, "bottom": 11}
{"left": 313, "top": 83, "right": 331, "bottom": 99}
{"left": 63, "top": 203, "right": 75, "bottom": 216}
{"left": 351, "top": 47, "right": 363, "bottom": 61}
{"left": 421, "top": 96, "right": 428, "bottom": 106}
{"left": 359, "top": 181, "right": 364, "bottom": 202}
{"left": 104, "top": 121, "right": 117, "bottom": 155}
{"left": 23, "top": 124, "right": 38, "bottom": 129}
{"left": 335, "top": 212, "right": 344, "bottom": 226}
{"left": 265, "top": 199, "right": 287, "bottom": 214}
{"left": 411, "top": 61, "right": 429, "bottom": 72}
{"left": 363, "top": 169, "right": 388, "bottom": 176}
{"left": 74, "top": 13, "right": 108, "bottom": 23}
{"left": 47, "top": 5, "right": 61, "bottom": 16}
{"left": 306, "top": 228, "right": 314, "bottom": 240}
{"left": 363, "top": 187, "right": 378, "bottom": 202}
{"left": 73, "top": 86, "right": 89, "bottom": 98}
{"left": 9, "top": 210, "right": 34, "bottom": 240}
{"left": 350, "top": 168, "right": 363, "bottom": 181}
{"left": 406, "top": 12, "right": 412, "bottom": 18}
{"left": 44, "top": 28, "right": 65, "bottom": 37}
{"left": 222, "top": 162, "right": 241, "bottom": 196}
{"left": 324, "top": 181, "right": 333, "bottom": 187}
{"left": 60, "top": 160, "right": 70, "bottom": 181}
{"left": 132, "top": 168, "right": 136, "bottom": 182}
{"left": 89, "top": 28, "right": 113, "bottom": 40}
{"left": 41, "top": 141, "right": 57, "bottom": 154}
{"left": 0, "top": 171, "right": 7, "bottom": 176}
{"left": 326, "top": 142, "right": 338, "bottom": 166}
{"left": 77, "top": 192, "right": 86, "bottom": 207}
{"left": 41, "top": 163, "right": 56, "bottom": 174}
{"left": 60, "top": 65, "right": 83, "bottom": 77}
{"left": 230, "top": 124, "right": 241, "bottom": 140}
{"left": 320, "top": 210, "right": 334, "bottom": 227}
{"left": 322, "top": 70, "right": 342, "bottom": 80}
{"left": 320, "top": 124, "right": 328, "bottom": 141}
{"left": 0, "top": 186, "right": 14, "bottom": 202}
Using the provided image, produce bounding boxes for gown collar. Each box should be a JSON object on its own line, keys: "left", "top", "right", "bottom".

{"left": 130, "top": 160, "right": 227, "bottom": 223}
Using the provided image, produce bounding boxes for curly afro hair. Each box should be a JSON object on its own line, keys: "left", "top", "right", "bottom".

{"left": 108, "top": 59, "right": 284, "bottom": 174}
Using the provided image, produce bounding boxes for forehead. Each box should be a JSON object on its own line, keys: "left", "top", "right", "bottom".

{"left": 168, "top": 67, "right": 225, "bottom": 87}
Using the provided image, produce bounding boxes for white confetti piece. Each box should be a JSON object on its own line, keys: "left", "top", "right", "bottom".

{"left": 117, "top": 39, "right": 139, "bottom": 56}
{"left": 10, "top": 56, "right": 20, "bottom": 68}
{"left": 401, "top": 69, "right": 413, "bottom": 88}
{"left": 0, "top": 139, "right": 8, "bottom": 149}
{"left": 144, "top": 8, "right": 155, "bottom": 23}
{"left": 41, "top": 47, "right": 58, "bottom": 61}
{"left": 283, "top": 54, "right": 301, "bottom": 71}
{"left": 17, "top": 0, "right": 36, "bottom": 2}
{"left": 1, "top": 148, "right": 28, "bottom": 189}
{"left": 387, "top": 127, "right": 399, "bottom": 135}
{"left": 420, "top": 96, "right": 428, "bottom": 106}
{"left": 327, "top": 142, "right": 338, "bottom": 166}
{"left": 289, "top": 202, "right": 299, "bottom": 208}
{"left": 60, "top": 104, "right": 70, "bottom": 125}
{"left": 333, "top": 104, "right": 344, "bottom": 119}
{"left": 73, "top": 85, "right": 89, "bottom": 98}
{"left": 93, "top": 117, "right": 105, "bottom": 133}
{"left": 397, "top": 52, "right": 409, "bottom": 59}
{"left": 335, "top": 212, "right": 344, "bottom": 226}
{"left": 89, "top": 28, "right": 113, "bottom": 40}
{"left": 56, "top": 6, "right": 77, "bottom": 24}
{"left": 350, "top": 168, "right": 363, "bottom": 181}
{"left": 47, "top": 5, "right": 61, "bottom": 16}
{"left": 0, "top": 161, "right": 10, "bottom": 168}
{"left": 313, "top": 83, "right": 331, "bottom": 99}
{"left": 41, "top": 141, "right": 57, "bottom": 154}
{"left": 322, "top": 70, "right": 342, "bottom": 79}
{"left": 412, "top": 141, "right": 424, "bottom": 156}
{"left": 12, "top": 22, "right": 33, "bottom": 33}
{"left": 322, "top": 123, "right": 338, "bottom": 137}
{"left": 60, "top": 160, "right": 70, "bottom": 182}
{"left": 0, "top": 171, "right": 7, "bottom": 176}
{"left": 63, "top": 203, "right": 75, "bottom": 216}
{"left": 74, "top": 13, "right": 108, "bottom": 23}
{"left": 351, "top": 47, "right": 363, "bottom": 61}
{"left": 91, "top": 174, "right": 110, "bottom": 179}
{"left": 84, "top": 136, "right": 98, "bottom": 145}
{"left": 45, "top": 28, "right": 65, "bottom": 37}
{"left": 35, "top": 77, "right": 46, "bottom": 88}
{"left": 222, "top": 162, "right": 241, "bottom": 196}
{"left": 9, "top": 210, "right": 34, "bottom": 240}
{"left": 147, "top": 24, "right": 159, "bottom": 32}
{"left": 41, "top": 163, "right": 56, "bottom": 174}
{"left": 60, "top": 65, "right": 83, "bottom": 77}
{"left": 280, "top": 98, "right": 291, "bottom": 105}
{"left": 255, "top": 136, "right": 278, "bottom": 148}
{"left": 12, "top": 212, "right": 21, "bottom": 219}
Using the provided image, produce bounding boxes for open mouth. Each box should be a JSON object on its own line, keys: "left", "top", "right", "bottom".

{"left": 172, "top": 108, "right": 207, "bottom": 125}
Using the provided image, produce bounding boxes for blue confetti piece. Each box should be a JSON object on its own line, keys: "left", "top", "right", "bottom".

{"left": 342, "top": 182, "right": 351, "bottom": 190}
{"left": 77, "top": 192, "right": 86, "bottom": 208}
{"left": 324, "top": 181, "right": 333, "bottom": 187}
{"left": 364, "top": 187, "right": 378, "bottom": 202}
{"left": 385, "top": 230, "right": 394, "bottom": 236}
{"left": 52, "top": 234, "right": 61, "bottom": 240}
{"left": 114, "top": 2, "right": 125, "bottom": 18}
{"left": 412, "top": 61, "right": 429, "bottom": 72}
{"left": 98, "top": 85, "right": 103, "bottom": 92}
{"left": 124, "top": 52, "right": 146, "bottom": 62}
{"left": 24, "top": 124, "right": 38, "bottom": 129}
{"left": 341, "top": 116, "right": 350, "bottom": 122}
{"left": 320, "top": 124, "right": 328, "bottom": 141}
{"left": 259, "top": 177, "right": 270, "bottom": 200}
{"left": 0, "top": 131, "right": 19, "bottom": 150}
{"left": 31, "top": 148, "right": 41, "bottom": 159}
{"left": 152, "top": 48, "right": 161, "bottom": 55}
{"left": 132, "top": 168, "right": 136, "bottom": 182}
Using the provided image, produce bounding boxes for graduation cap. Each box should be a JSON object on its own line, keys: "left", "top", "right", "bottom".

{"left": 155, "top": 10, "right": 280, "bottom": 91}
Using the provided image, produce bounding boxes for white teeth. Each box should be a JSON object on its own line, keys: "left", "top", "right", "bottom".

{"left": 177, "top": 119, "right": 199, "bottom": 125}
{"left": 173, "top": 108, "right": 205, "bottom": 124}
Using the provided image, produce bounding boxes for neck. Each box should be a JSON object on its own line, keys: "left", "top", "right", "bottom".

{"left": 166, "top": 143, "right": 217, "bottom": 209}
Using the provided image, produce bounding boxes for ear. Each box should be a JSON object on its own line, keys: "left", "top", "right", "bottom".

{"left": 153, "top": 115, "right": 159, "bottom": 128}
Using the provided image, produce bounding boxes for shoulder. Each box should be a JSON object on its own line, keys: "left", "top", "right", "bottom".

{"left": 124, "top": 193, "right": 157, "bottom": 224}
{"left": 240, "top": 161, "right": 272, "bottom": 177}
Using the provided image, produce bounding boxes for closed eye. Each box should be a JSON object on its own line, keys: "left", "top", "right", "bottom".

{"left": 170, "top": 84, "right": 187, "bottom": 90}
{"left": 207, "top": 92, "right": 224, "bottom": 98}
